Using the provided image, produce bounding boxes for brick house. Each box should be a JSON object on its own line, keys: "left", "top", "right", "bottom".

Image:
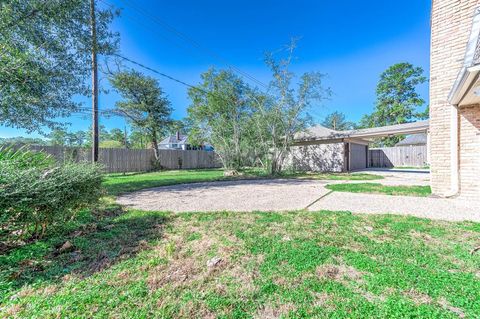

{"left": 430, "top": 0, "right": 480, "bottom": 198}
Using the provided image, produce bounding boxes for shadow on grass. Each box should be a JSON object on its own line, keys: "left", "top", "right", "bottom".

{"left": 0, "top": 205, "right": 168, "bottom": 299}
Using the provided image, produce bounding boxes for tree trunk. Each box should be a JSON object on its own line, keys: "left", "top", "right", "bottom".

{"left": 150, "top": 131, "right": 160, "bottom": 161}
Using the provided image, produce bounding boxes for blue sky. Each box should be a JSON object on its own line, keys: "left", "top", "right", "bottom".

{"left": 1, "top": 0, "right": 431, "bottom": 138}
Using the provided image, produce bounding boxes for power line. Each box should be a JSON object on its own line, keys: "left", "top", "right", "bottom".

{"left": 100, "top": 0, "right": 269, "bottom": 90}
{"left": 105, "top": 53, "right": 264, "bottom": 115}
{"left": 112, "top": 53, "right": 211, "bottom": 95}
{"left": 97, "top": 0, "right": 197, "bottom": 59}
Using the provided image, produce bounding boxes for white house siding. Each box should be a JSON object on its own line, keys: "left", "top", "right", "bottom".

{"left": 286, "top": 142, "right": 345, "bottom": 172}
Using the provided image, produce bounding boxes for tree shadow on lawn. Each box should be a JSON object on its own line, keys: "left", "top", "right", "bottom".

{"left": 0, "top": 205, "right": 168, "bottom": 299}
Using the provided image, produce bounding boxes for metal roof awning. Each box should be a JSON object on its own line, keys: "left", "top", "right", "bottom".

{"left": 342, "top": 120, "right": 429, "bottom": 140}
{"left": 295, "top": 120, "right": 429, "bottom": 143}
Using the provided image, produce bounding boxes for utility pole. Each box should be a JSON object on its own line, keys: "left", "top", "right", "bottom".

{"left": 90, "top": 0, "right": 99, "bottom": 163}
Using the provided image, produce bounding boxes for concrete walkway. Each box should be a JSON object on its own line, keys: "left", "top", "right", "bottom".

{"left": 352, "top": 168, "right": 430, "bottom": 186}
{"left": 307, "top": 191, "right": 480, "bottom": 222}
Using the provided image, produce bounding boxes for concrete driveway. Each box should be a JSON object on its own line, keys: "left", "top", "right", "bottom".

{"left": 352, "top": 168, "right": 430, "bottom": 186}
{"left": 115, "top": 169, "right": 480, "bottom": 222}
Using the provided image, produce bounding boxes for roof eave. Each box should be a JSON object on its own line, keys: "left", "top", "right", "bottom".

{"left": 448, "top": 66, "right": 480, "bottom": 105}
{"left": 448, "top": 7, "right": 480, "bottom": 105}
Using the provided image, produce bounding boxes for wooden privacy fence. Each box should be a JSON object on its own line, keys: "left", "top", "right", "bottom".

{"left": 17, "top": 145, "right": 221, "bottom": 173}
{"left": 369, "top": 145, "right": 428, "bottom": 168}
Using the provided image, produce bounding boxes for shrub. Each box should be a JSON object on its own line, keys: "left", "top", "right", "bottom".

{"left": 0, "top": 149, "right": 104, "bottom": 238}
{"left": 0, "top": 145, "right": 54, "bottom": 169}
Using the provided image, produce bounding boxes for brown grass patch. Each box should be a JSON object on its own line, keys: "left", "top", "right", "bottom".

{"left": 147, "top": 256, "right": 201, "bottom": 290}
{"left": 4, "top": 304, "right": 24, "bottom": 317}
{"left": 253, "top": 303, "right": 296, "bottom": 319}
{"left": 316, "top": 264, "right": 364, "bottom": 282}
{"left": 438, "top": 297, "right": 466, "bottom": 318}
{"left": 40, "top": 285, "right": 58, "bottom": 296}
{"left": 176, "top": 300, "right": 216, "bottom": 319}
{"left": 403, "top": 289, "right": 433, "bottom": 305}
{"left": 313, "top": 292, "right": 332, "bottom": 307}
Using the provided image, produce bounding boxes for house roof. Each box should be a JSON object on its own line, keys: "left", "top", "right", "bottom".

{"left": 294, "top": 125, "right": 343, "bottom": 140}
{"left": 449, "top": 7, "right": 480, "bottom": 105}
{"left": 395, "top": 133, "right": 428, "bottom": 146}
{"left": 159, "top": 134, "right": 188, "bottom": 145}
{"left": 295, "top": 120, "right": 429, "bottom": 142}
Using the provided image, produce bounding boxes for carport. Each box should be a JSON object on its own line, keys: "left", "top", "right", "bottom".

{"left": 290, "top": 120, "right": 429, "bottom": 172}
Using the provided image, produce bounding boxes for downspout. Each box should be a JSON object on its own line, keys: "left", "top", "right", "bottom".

{"left": 447, "top": 105, "right": 459, "bottom": 197}
{"left": 426, "top": 129, "right": 431, "bottom": 165}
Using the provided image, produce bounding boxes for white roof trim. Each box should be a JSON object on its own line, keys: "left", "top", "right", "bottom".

{"left": 449, "top": 7, "right": 480, "bottom": 105}
{"left": 295, "top": 120, "right": 429, "bottom": 142}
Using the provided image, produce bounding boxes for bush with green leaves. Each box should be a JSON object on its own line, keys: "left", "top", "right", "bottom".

{"left": 0, "top": 148, "right": 104, "bottom": 238}
{"left": 0, "top": 145, "right": 54, "bottom": 169}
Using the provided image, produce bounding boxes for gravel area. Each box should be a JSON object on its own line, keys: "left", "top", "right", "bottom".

{"left": 116, "top": 178, "right": 329, "bottom": 212}
{"left": 308, "top": 192, "right": 480, "bottom": 222}
{"left": 116, "top": 170, "right": 480, "bottom": 222}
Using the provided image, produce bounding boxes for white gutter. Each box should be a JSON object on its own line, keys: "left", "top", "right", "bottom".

{"left": 448, "top": 66, "right": 480, "bottom": 105}
{"left": 449, "top": 7, "right": 480, "bottom": 105}
{"left": 447, "top": 106, "right": 459, "bottom": 197}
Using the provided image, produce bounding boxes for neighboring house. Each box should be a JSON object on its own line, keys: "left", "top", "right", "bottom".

{"left": 159, "top": 131, "right": 214, "bottom": 151}
{"left": 289, "top": 121, "right": 428, "bottom": 172}
{"left": 395, "top": 133, "right": 427, "bottom": 147}
{"left": 430, "top": 1, "right": 480, "bottom": 198}
{"left": 159, "top": 131, "right": 189, "bottom": 150}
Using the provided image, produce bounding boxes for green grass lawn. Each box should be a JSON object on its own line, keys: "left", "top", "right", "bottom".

{"left": 104, "top": 169, "right": 383, "bottom": 195}
{"left": 103, "top": 169, "right": 227, "bottom": 195}
{"left": 1, "top": 208, "right": 479, "bottom": 318}
{"left": 326, "top": 183, "right": 432, "bottom": 197}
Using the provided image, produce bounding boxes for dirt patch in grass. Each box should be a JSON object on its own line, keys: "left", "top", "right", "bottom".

{"left": 438, "top": 297, "right": 466, "bottom": 318}
{"left": 254, "top": 303, "right": 297, "bottom": 319}
{"left": 403, "top": 289, "right": 433, "bottom": 305}
{"left": 148, "top": 257, "right": 201, "bottom": 290}
{"left": 316, "top": 264, "right": 364, "bottom": 282}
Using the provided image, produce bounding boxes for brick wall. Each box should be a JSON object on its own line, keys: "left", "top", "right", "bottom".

{"left": 430, "top": 0, "right": 480, "bottom": 196}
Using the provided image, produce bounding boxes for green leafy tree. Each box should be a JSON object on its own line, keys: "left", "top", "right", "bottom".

{"left": 109, "top": 128, "right": 127, "bottom": 147}
{"left": 69, "top": 130, "right": 87, "bottom": 147}
{"left": 0, "top": 0, "right": 118, "bottom": 132}
{"left": 188, "top": 41, "right": 330, "bottom": 174}
{"left": 109, "top": 70, "right": 172, "bottom": 160}
{"left": 254, "top": 41, "right": 331, "bottom": 174}
{"left": 321, "top": 111, "right": 356, "bottom": 130}
{"left": 100, "top": 140, "right": 123, "bottom": 148}
{"left": 0, "top": 136, "right": 47, "bottom": 145}
{"left": 48, "top": 129, "right": 68, "bottom": 146}
{"left": 167, "top": 120, "right": 189, "bottom": 136}
{"left": 129, "top": 128, "right": 149, "bottom": 149}
{"left": 416, "top": 105, "right": 429, "bottom": 120}
{"left": 361, "top": 63, "right": 427, "bottom": 146}
{"left": 85, "top": 124, "right": 110, "bottom": 147}
{"left": 187, "top": 69, "right": 256, "bottom": 170}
